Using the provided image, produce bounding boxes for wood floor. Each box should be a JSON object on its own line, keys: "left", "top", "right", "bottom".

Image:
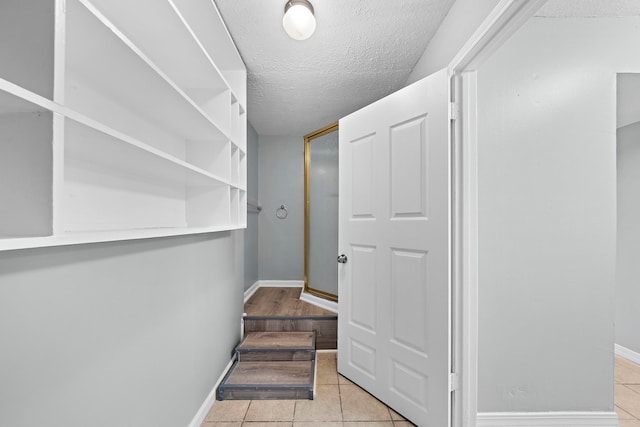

{"left": 244, "top": 287, "right": 335, "bottom": 317}
{"left": 236, "top": 331, "right": 316, "bottom": 361}
{"left": 244, "top": 287, "right": 337, "bottom": 350}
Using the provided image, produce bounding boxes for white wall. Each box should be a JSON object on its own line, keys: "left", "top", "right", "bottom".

{"left": 405, "top": 0, "right": 500, "bottom": 84}
{"left": 477, "top": 16, "right": 640, "bottom": 412}
{"left": 617, "top": 120, "right": 640, "bottom": 355}
{"left": 0, "top": 233, "right": 243, "bottom": 427}
{"left": 244, "top": 122, "right": 260, "bottom": 290}
{"left": 258, "top": 135, "right": 305, "bottom": 280}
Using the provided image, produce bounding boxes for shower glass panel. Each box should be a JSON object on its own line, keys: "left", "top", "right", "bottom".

{"left": 304, "top": 122, "right": 339, "bottom": 301}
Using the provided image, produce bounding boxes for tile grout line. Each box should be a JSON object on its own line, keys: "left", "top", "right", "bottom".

{"left": 338, "top": 381, "right": 345, "bottom": 423}
{"left": 242, "top": 400, "right": 251, "bottom": 425}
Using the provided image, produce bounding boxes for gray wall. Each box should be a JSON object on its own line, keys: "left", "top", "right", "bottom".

{"left": 405, "top": 0, "right": 500, "bottom": 84}
{"left": 244, "top": 122, "right": 259, "bottom": 290}
{"left": 258, "top": 135, "right": 305, "bottom": 280}
{"left": 617, "top": 120, "right": 640, "bottom": 355}
{"left": 477, "top": 16, "right": 640, "bottom": 412}
{"left": 0, "top": 233, "right": 243, "bottom": 427}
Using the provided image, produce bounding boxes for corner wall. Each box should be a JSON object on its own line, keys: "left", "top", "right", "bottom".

{"left": 0, "top": 233, "right": 243, "bottom": 427}
{"left": 477, "top": 16, "right": 640, "bottom": 412}
{"left": 617, "top": 120, "right": 640, "bottom": 356}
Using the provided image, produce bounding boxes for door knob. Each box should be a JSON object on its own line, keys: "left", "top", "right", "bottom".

{"left": 337, "top": 254, "right": 348, "bottom": 264}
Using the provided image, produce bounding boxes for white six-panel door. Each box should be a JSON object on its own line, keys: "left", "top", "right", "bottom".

{"left": 337, "top": 68, "right": 450, "bottom": 427}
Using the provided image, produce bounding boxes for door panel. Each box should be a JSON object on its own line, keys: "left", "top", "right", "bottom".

{"left": 390, "top": 248, "right": 429, "bottom": 353}
{"left": 349, "top": 244, "right": 377, "bottom": 332}
{"left": 338, "top": 68, "right": 450, "bottom": 427}
{"left": 390, "top": 115, "right": 428, "bottom": 218}
{"left": 350, "top": 134, "right": 376, "bottom": 218}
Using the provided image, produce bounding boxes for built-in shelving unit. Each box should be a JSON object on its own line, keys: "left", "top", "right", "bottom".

{"left": 0, "top": 0, "right": 247, "bottom": 251}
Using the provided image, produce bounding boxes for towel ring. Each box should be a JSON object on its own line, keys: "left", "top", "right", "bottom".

{"left": 276, "top": 204, "right": 288, "bottom": 219}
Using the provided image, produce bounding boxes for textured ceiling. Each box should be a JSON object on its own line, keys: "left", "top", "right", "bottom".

{"left": 214, "top": 0, "right": 456, "bottom": 136}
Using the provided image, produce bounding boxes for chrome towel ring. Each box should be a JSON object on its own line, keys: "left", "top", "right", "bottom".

{"left": 276, "top": 204, "right": 288, "bottom": 219}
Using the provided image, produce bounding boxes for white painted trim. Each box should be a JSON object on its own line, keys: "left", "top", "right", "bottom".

{"left": 448, "top": 0, "right": 548, "bottom": 74}
{"left": 256, "top": 280, "right": 304, "bottom": 288}
{"left": 476, "top": 412, "right": 619, "bottom": 427}
{"left": 300, "top": 291, "right": 338, "bottom": 314}
{"left": 187, "top": 357, "right": 235, "bottom": 427}
{"left": 243, "top": 281, "right": 261, "bottom": 303}
{"left": 615, "top": 344, "right": 640, "bottom": 365}
{"left": 453, "top": 69, "right": 480, "bottom": 427}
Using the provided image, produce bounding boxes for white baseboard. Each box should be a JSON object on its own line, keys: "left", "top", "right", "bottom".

{"left": 477, "top": 412, "right": 619, "bottom": 427}
{"left": 187, "top": 357, "right": 235, "bottom": 427}
{"left": 243, "top": 281, "right": 261, "bottom": 303}
{"left": 257, "top": 280, "right": 304, "bottom": 288}
{"left": 615, "top": 344, "right": 640, "bottom": 365}
{"left": 243, "top": 280, "right": 304, "bottom": 303}
{"left": 300, "top": 291, "right": 338, "bottom": 314}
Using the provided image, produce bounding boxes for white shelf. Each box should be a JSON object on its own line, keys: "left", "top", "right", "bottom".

{"left": 65, "top": 0, "right": 231, "bottom": 156}
{"left": 230, "top": 188, "right": 240, "bottom": 226}
{"left": 87, "top": 0, "right": 228, "bottom": 91}
{"left": 63, "top": 111, "right": 231, "bottom": 187}
{"left": 85, "top": 0, "right": 232, "bottom": 134}
{"left": 63, "top": 118, "right": 233, "bottom": 232}
{"left": 0, "top": 0, "right": 247, "bottom": 250}
{"left": 231, "top": 146, "right": 240, "bottom": 187}
{"left": 0, "top": 78, "right": 58, "bottom": 114}
{"left": 239, "top": 151, "right": 247, "bottom": 190}
{"left": 230, "top": 100, "right": 247, "bottom": 150}
{"left": 171, "top": 0, "right": 247, "bottom": 106}
{"left": 0, "top": 224, "right": 246, "bottom": 252}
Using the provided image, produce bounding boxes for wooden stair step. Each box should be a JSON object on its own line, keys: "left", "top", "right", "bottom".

{"left": 217, "top": 360, "right": 315, "bottom": 400}
{"left": 243, "top": 316, "right": 337, "bottom": 350}
{"left": 236, "top": 331, "right": 316, "bottom": 361}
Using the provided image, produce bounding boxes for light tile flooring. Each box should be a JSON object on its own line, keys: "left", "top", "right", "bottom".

{"left": 203, "top": 353, "right": 640, "bottom": 427}
{"left": 616, "top": 355, "right": 640, "bottom": 427}
{"left": 202, "top": 351, "right": 416, "bottom": 427}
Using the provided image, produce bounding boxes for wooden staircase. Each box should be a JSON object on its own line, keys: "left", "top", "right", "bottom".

{"left": 243, "top": 287, "right": 337, "bottom": 349}
{"left": 217, "top": 331, "right": 316, "bottom": 400}
{"left": 217, "top": 287, "right": 337, "bottom": 401}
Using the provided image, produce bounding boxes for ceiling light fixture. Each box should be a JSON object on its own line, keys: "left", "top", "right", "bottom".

{"left": 282, "top": 0, "right": 316, "bottom": 41}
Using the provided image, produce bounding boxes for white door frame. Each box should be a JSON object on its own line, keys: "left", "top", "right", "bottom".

{"left": 447, "top": 1, "right": 548, "bottom": 426}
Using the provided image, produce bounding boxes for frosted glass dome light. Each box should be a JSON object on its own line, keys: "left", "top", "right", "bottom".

{"left": 282, "top": 0, "right": 316, "bottom": 41}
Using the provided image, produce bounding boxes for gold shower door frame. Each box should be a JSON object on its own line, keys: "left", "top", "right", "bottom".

{"left": 304, "top": 122, "right": 339, "bottom": 302}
